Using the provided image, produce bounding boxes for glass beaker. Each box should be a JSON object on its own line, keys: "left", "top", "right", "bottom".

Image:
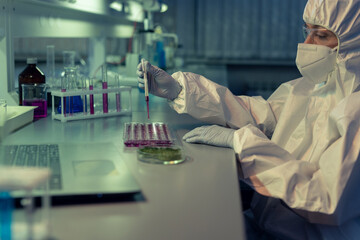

{"left": 62, "top": 67, "right": 83, "bottom": 114}
{"left": 62, "top": 51, "right": 76, "bottom": 68}
{"left": 22, "top": 84, "right": 48, "bottom": 119}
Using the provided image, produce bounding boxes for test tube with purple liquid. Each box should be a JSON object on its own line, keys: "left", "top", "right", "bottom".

{"left": 89, "top": 78, "right": 94, "bottom": 114}
{"left": 115, "top": 75, "right": 121, "bottom": 112}
{"left": 102, "top": 65, "right": 108, "bottom": 113}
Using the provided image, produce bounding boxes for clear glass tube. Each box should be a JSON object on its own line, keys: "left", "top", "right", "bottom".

{"left": 81, "top": 76, "right": 87, "bottom": 115}
{"left": 64, "top": 67, "right": 76, "bottom": 115}
{"left": 102, "top": 64, "right": 108, "bottom": 113}
{"left": 46, "top": 45, "right": 55, "bottom": 88}
{"left": 60, "top": 77, "right": 67, "bottom": 116}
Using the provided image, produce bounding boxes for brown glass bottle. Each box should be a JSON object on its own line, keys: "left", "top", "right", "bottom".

{"left": 18, "top": 58, "right": 46, "bottom": 105}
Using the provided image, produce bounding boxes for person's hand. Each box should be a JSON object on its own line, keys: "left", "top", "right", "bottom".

{"left": 137, "top": 59, "right": 182, "bottom": 100}
{"left": 182, "top": 125, "right": 235, "bottom": 148}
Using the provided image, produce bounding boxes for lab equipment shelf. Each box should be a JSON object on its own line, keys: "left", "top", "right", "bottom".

{"left": 51, "top": 86, "right": 132, "bottom": 122}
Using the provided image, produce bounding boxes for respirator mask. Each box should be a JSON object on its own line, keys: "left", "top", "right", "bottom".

{"left": 296, "top": 43, "right": 338, "bottom": 85}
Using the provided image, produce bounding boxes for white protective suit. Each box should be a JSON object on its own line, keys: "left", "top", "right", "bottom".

{"left": 168, "top": 0, "right": 360, "bottom": 239}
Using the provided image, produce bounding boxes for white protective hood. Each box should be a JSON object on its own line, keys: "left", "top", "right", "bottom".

{"left": 169, "top": 0, "right": 360, "bottom": 238}
{"left": 304, "top": 0, "right": 360, "bottom": 93}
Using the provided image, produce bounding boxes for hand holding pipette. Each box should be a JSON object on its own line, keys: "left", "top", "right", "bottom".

{"left": 137, "top": 59, "right": 182, "bottom": 101}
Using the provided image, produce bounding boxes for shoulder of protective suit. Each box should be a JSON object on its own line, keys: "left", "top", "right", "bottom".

{"left": 333, "top": 91, "right": 360, "bottom": 120}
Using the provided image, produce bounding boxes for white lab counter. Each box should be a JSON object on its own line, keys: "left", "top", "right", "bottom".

{"left": 4, "top": 88, "right": 246, "bottom": 240}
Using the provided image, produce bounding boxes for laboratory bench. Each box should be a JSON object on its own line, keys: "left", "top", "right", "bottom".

{"left": 4, "top": 88, "right": 246, "bottom": 240}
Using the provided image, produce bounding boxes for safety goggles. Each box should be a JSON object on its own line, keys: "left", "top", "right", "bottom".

{"left": 302, "top": 24, "right": 337, "bottom": 45}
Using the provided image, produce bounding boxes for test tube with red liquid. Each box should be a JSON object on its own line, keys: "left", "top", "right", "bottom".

{"left": 102, "top": 64, "right": 108, "bottom": 113}
{"left": 89, "top": 77, "right": 94, "bottom": 114}
{"left": 115, "top": 74, "right": 121, "bottom": 112}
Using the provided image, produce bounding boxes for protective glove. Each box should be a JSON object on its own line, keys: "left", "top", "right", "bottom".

{"left": 182, "top": 125, "right": 235, "bottom": 148}
{"left": 137, "top": 59, "right": 182, "bottom": 100}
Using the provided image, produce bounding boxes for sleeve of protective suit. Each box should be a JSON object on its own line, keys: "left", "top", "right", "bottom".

{"left": 168, "top": 71, "right": 288, "bottom": 136}
{"left": 235, "top": 96, "right": 360, "bottom": 225}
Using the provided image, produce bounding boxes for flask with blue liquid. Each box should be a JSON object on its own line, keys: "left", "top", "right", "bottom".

{"left": 57, "top": 67, "right": 83, "bottom": 114}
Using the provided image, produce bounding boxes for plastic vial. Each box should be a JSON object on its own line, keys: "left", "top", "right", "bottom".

{"left": 18, "top": 58, "right": 46, "bottom": 105}
{"left": 0, "top": 192, "right": 13, "bottom": 240}
{"left": 102, "top": 65, "right": 108, "bottom": 113}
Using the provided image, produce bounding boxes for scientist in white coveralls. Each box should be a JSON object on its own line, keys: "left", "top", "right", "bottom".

{"left": 137, "top": 0, "right": 360, "bottom": 239}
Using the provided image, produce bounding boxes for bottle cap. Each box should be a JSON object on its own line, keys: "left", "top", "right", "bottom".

{"left": 26, "top": 57, "right": 37, "bottom": 64}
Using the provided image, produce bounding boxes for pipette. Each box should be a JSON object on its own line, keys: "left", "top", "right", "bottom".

{"left": 142, "top": 59, "right": 150, "bottom": 119}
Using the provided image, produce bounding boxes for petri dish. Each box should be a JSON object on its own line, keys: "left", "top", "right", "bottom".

{"left": 137, "top": 146, "right": 185, "bottom": 165}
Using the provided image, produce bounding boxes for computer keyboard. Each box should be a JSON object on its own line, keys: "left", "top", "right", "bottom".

{"left": 3, "top": 144, "right": 62, "bottom": 190}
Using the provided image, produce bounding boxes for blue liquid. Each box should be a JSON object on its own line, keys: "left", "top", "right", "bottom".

{"left": 0, "top": 192, "right": 13, "bottom": 240}
{"left": 57, "top": 96, "right": 83, "bottom": 114}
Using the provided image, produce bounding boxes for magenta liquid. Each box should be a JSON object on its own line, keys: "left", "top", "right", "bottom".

{"left": 146, "top": 96, "right": 150, "bottom": 119}
{"left": 23, "top": 99, "right": 47, "bottom": 118}
{"left": 124, "top": 122, "right": 173, "bottom": 147}
{"left": 89, "top": 85, "right": 94, "bottom": 114}
{"left": 102, "top": 82, "right": 108, "bottom": 113}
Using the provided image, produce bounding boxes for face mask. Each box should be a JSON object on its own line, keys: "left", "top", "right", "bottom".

{"left": 295, "top": 43, "right": 337, "bottom": 85}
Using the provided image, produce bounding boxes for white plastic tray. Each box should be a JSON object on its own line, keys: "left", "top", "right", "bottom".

{"left": 6, "top": 106, "right": 35, "bottom": 133}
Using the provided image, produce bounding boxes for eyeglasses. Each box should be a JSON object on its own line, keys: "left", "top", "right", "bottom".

{"left": 302, "top": 24, "right": 338, "bottom": 45}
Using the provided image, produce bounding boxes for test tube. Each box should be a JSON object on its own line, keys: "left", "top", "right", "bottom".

{"left": 46, "top": 45, "right": 55, "bottom": 88}
{"left": 60, "top": 76, "right": 67, "bottom": 116}
{"left": 81, "top": 76, "right": 87, "bottom": 115}
{"left": 64, "top": 67, "right": 77, "bottom": 115}
{"left": 115, "top": 74, "right": 121, "bottom": 112}
{"left": 89, "top": 78, "right": 95, "bottom": 115}
{"left": 102, "top": 64, "right": 108, "bottom": 113}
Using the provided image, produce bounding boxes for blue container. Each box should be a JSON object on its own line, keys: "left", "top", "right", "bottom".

{"left": 0, "top": 192, "right": 13, "bottom": 240}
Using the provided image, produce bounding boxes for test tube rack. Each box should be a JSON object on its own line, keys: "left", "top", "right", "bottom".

{"left": 51, "top": 86, "right": 132, "bottom": 122}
